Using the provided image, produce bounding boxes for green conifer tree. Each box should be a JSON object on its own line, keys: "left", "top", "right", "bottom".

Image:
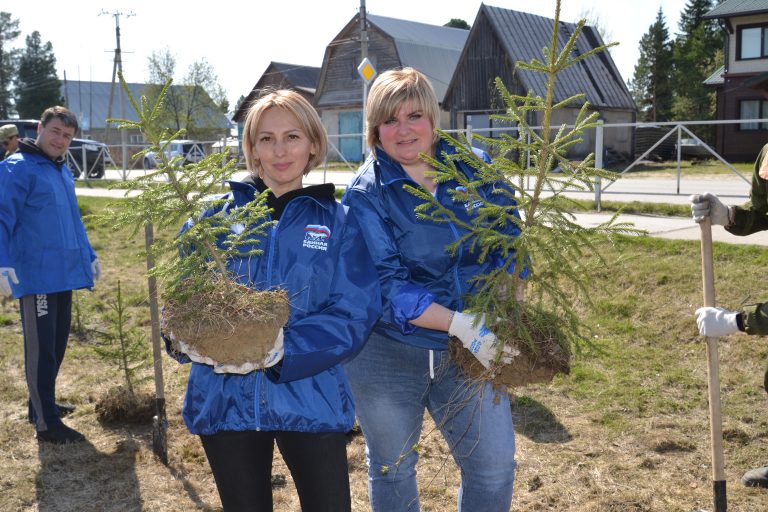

{"left": 16, "top": 31, "right": 62, "bottom": 119}
{"left": 407, "top": 1, "right": 639, "bottom": 381}
{"left": 0, "top": 12, "right": 20, "bottom": 118}
{"left": 671, "top": 0, "right": 723, "bottom": 140}
{"left": 629, "top": 9, "right": 674, "bottom": 122}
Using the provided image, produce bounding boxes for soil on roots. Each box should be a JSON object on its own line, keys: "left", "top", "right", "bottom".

{"left": 163, "top": 282, "right": 290, "bottom": 366}
{"left": 95, "top": 385, "right": 155, "bottom": 424}
{"left": 449, "top": 309, "right": 571, "bottom": 388}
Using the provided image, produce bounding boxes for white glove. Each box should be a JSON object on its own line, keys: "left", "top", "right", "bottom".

{"left": 91, "top": 258, "right": 101, "bottom": 282}
{"left": 690, "top": 192, "right": 732, "bottom": 226}
{"left": 213, "top": 328, "right": 285, "bottom": 374}
{"left": 0, "top": 267, "right": 19, "bottom": 297}
{"left": 449, "top": 312, "right": 516, "bottom": 368}
{"left": 695, "top": 307, "right": 741, "bottom": 337}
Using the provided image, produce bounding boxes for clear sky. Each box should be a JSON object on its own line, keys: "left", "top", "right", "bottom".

{"left": 11, "top": 0, "right": 691, "bottom": 113}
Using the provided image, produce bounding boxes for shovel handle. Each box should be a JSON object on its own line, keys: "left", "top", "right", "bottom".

{"left": 699, "top": 218, "right": 727, "bottom": 511}
{"left": 145, "top": 223, "right": 165, "bottom": 400}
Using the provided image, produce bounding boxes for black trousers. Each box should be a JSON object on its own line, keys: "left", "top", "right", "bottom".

{"left": 19, "top": 291, "right": 72, "bottom": 432}
{"left": 199, "top": 429, "right": 351, "bottom": 512}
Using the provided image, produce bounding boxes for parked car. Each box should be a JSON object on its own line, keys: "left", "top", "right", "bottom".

{"left": 143, "top": 140, "right": 206, "bottom": 169}
{"left": 66, "top": 138, "right": 113, "bottom": 179}
{"left": 0, "top": 118, "right": 111, "bottom": 179}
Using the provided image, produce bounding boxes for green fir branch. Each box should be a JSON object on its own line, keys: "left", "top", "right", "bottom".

{"left": 97, "top": 73, "right": 274, "bottom": 302}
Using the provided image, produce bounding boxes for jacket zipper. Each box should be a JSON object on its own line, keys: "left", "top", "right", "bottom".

{"left": 256, "top": 220, "right": 280, "bottom": 430}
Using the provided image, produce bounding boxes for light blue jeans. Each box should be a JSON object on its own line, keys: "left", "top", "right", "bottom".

{"left": 345, "top": 331, "right": 516, "bottom": 512}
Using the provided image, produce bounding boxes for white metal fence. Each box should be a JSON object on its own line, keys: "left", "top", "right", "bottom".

{"left": 94, "top": 119, "right": 763, "bottom": 209}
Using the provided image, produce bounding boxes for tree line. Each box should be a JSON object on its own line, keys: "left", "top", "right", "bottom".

{"left": 0, "top": 12, "right": 228, "bottom": 139}
{"left": 0, "top": 12, "right": 62, "bottom": 119}
{"left": 628, "top": 0, "right": 724, "bottom": 127}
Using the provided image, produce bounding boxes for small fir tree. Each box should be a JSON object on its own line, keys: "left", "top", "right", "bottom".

{"left": 93, "top": 280, "right": 151, "bottom": 395}
{"left": 408, "top": 0, "right": 639, "bottom": 384}
{"left": 102, "top": 76, "right": 288, "bottom": 366}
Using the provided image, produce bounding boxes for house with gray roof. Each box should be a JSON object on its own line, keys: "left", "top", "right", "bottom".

{"left": 704, "top": 0, "right": 768, "bottom": 161}
{"left": 314, "top": 13, "right": 469, "bottom": 161}
{"left": 443, "top": 4, "right": 636, "bottom": 160}
{"left": 61, "top": 80, "right": 232, "bottom": 163}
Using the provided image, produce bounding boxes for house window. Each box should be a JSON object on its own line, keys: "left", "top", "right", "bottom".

{"left": 739, "top": 99, "right": 768, "bottom": 130}
{"left": 738, "top": 24, "right": 768, "bottom": 60}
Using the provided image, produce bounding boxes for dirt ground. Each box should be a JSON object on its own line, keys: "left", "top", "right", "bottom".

{"left": 2, "top": 339, "right": 767, "bottom": 512}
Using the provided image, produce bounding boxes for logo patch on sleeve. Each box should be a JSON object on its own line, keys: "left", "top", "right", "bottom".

{"left": 303, "top": 225, "right": 331, "bottom": 251}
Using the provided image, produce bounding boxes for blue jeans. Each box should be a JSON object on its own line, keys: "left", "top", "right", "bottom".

{"left": 345, "top": 331, "right": 516, "bottom": 512}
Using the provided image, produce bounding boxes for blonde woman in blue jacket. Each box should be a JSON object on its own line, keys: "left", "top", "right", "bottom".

{"left": 0, "top": 106, "right": 100, "bottom": 445}
{"left": 167, "top": 90, "right": 381, "bottom": 511}
{"left": 342, "top": 68, "right": 522, "bottom": 511}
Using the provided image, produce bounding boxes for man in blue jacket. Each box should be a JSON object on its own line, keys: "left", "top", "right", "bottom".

{"left": 0, "top": 106, "right": 100, "bottom": 444}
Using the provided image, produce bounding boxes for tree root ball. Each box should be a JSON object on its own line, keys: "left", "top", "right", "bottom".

{"left": 163, "top": 284, "right": 290, "bottom": 366}
{"left": 95, "top": 386, "right": 155, "bottom": 425}
{"left": 449, "top": 308, "right": 571, "bottom": 388}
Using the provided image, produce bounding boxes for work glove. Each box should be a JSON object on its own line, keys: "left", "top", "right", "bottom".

{"left": 91, "top": 258, "right": 101, "bottom": 282}
{"left": 449, "top": 312, "right": 516, "bottom": 369}
{"left": 0, "top": 267, "right": 19, "bottom": 297}
{"left": 689, "top": 192, "right": 732, "bottom": 226}
{"left": 213, "top": 328, "right": 285, "bottom": 374}
{"left": 695, "top": 307, "right": 741, "bottom": 337}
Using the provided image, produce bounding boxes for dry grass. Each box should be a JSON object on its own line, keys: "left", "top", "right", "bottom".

{"left": 2, "top": 198, "right": 768, "bottom": 511}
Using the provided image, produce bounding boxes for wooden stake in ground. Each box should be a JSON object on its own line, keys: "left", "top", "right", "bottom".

{"left": 699, "top": 217, "right": 727, "bottom": 511}
{"left": 145, "top": 223, "right": 168, "bottom": 465}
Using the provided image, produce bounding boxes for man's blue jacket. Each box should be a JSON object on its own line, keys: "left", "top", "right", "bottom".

{"left": 0, "top": 140, "right": 96, "bottom": 297}
{"left": 172, "top": 180, "right": 381, "bottom": 435}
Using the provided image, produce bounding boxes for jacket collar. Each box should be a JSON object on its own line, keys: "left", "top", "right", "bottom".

{"left": 229, "top": 175, "right": 335, "bottom": 220}
{"left": 373, "top": 139, "right": 459, "bottom": 186}
{"left": 18, "top": 138, "right": 66, "bottom": 167}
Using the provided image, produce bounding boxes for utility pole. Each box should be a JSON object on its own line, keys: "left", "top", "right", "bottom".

{"left": 101, "top": 10, "right": 133, "bottom": 179}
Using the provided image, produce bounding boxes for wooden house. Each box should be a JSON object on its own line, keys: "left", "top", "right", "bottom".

{"left": 314, "top": 14, "right": 469, "bottom": 161}
{"left": 443, "top": 4, "right": 636, "bottom": 161}
{"left": 704, "top": 0, "right": 768, "bottom": 161}
{"left": 232, "top": 62, "right": 321, "bottom": 124}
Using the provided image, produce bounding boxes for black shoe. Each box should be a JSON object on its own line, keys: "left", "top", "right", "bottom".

{"left": 742, "top": 465, "right": 768, "bottom": 488}
{"left": 36, "top": 424, "right": 86, "bottom": 444}
{"left": 57, "top": 403, "right": 76, "bottom": 418}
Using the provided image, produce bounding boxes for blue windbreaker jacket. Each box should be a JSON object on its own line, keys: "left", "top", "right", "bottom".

{"left": 0, "top": 142, "right": 96, "bottom": 297}
{"left": 172, "top": 180, "right": 381, "bottom": 435}
{"left": 342, "top": 140, "right": 524, "bottom": 350}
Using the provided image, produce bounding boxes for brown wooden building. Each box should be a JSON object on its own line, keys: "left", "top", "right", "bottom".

{"left": 443, "top": 5, "right": 636, "bottom": 160}
{"left": 704, "top": 0, "right": 768, "bottom": 162}
{"left": 314, "top": 14, "right": 469, "bottom": 162}
{"left": 232, "top": 62, "right": 321, "bottom": 124}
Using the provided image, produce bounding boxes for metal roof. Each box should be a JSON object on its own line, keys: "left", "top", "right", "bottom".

{"left": 367, "top": 14, "right": 469, "bottom": 101}
{"left": 267, "top": 62, "right": 321, "bottom": 91}
{"left": 232, "top": 62, "right": 321, "bottom": 122}
{"left": 704, "top": 0, "right": 768, "bottom": 19}
{"left": 480, "top": 5, "right": 634, "bottom": 110}
{"left": 60, "top": 80, "right": 232, "bottom": 131}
